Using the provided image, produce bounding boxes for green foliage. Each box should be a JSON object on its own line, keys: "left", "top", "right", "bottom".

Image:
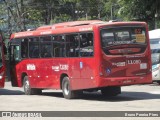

{"left": 0, "top": 0, "right": 160, "bottom": 35}
{"left": 51, "top": 14, "right": 72, "bottom": 23}
{"left": 118, "top": 0, "right": 160, "bottom": 29}
{"left": 118, "top": 0, "right": 153, "bottom": 21}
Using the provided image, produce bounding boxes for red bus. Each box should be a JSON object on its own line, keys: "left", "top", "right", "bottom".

{"left": 0, "top": 31, "right": 6, "bottom": 88}
{"left": 8, "top": 20, "right": 152, "bottom": 99}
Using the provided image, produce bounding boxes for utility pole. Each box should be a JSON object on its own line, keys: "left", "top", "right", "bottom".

{"left": 7, "top": 7, "right": 11, "bottom": 35}
{"left": 110, "top": 4, "right": 119, "bottom": 20}
{"left": 155, "top": 0, "right": 158, "bottom": 29}
{"left": 111, "top": 5, "right": 113, "bottom": 20}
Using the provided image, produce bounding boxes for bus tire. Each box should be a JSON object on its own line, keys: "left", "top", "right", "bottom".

{"left": 62, "top": 77, "right": 78, "bottom": 99}
{"left": 23, "top": 76, "right": 42, "bottom": 95}
{"left": 101, "top": 86, "right": 121, "bottom": 97}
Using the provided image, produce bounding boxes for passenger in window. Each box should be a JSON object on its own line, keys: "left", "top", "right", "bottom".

{"left": 87, "top": 33, "right": 93, "bottom": 46}
{"left": 44, "top": 48, "right": 51, "bottom": 58}
{"left": 41, "top": 45, "right": 51, "bottom": 58}
{"left": 32, "top": 47, "right": 39, "bottom": 58}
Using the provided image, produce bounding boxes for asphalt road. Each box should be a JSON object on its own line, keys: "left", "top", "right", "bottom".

{"left": 0, "top": 82, "right": 160, "bottom": 120}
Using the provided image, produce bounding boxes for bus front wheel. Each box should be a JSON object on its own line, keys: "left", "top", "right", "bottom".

{"left": 62, "top": 77, "right": 81, "bottom": 99}
{"left": 101, "top": 86, "right": 121, "bottom": 97}
{"left": 23, "top": 76, "right": 42, "bottom": 95}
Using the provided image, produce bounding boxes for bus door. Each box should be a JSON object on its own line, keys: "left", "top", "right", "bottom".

{"left": 0, "top": 34, "right": 6, "bottom": 88}
{"left": 8, "top": 40, "right": 21, "bottom": 86}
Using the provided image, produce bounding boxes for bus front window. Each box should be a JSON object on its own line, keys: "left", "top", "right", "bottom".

{"left": 10, "top": 45, "right": 20, "bottom": 62}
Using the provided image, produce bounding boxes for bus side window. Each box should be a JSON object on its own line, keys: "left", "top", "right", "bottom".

{"left": 29, "top": 38, "right": 40, "bottom": 58}
{"left": 21, "top": 38, "right": 28, "bottom": 58}
{"left": 52, "top": 35, "right": 65, "bottom": 57}
{"left": 40, "top": 36, "right": 52, "bottom": 58}
{"left": 66, "top": 34, "right": 79, "bottom": 57}
{"left": 80, "top": 33, "right": 94, "bottom": 57}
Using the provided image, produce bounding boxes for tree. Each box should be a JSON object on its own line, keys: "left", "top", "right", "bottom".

{"left": 1, "top": 0, "right": 159, "bottom": 33}
{"left": 118, "top": 0, "right": 160, "bottom": 29}
{"left": 28, "top": 0, "right": 62, "bottom": 24}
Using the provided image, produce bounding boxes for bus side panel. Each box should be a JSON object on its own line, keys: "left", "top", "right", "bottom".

{"left": 14, "top": 58, "right": 69, "bottom": 90}
{"left": 13, "top": 59, "right": 42, "bottom": 88}
{"left": 70, "top": 28, "right": 100, "bottom": 90}
{"left": 70, "top": 58, "right": 97, "bottom": 90}
{"left": 44, "top": 59, "right": 61, "bottom": 89}
{"left": 29, "top": 58, "right": 68, "bottom": 89}
{"left": 36, "top": 58, "right": 66, "bottom": 89}
{"left": 69, "top": 58, "right": 81, "bottom": 90}
{"left": 22, "top": 59, "right": 53, "bottom": 89}
{"left": 13, "top": 60, "right": 29, "bottom": 87}
{"left": 80, "top": 58, "right": 97, "bottom": 89}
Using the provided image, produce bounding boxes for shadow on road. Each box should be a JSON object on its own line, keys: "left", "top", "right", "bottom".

{"left": 42, "top": 92, "right": 64, "bottom": 98}
{"left": 0, "top": 89, "right": 24, "bottom": 95}
{"left": 79, "top": 91, "right": 160, "bottom": 102}
{"left": 41, "top": 91, "right": 160, "bottom": 102}
{"left": 1, "top": 82, "right": 160, "bottom": 102}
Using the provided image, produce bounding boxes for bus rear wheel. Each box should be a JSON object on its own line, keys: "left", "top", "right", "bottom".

{"left": 101, "top": 86, "right": 121, "bottom": 97}
{"left": 23, "top": 76, "right": 42, "bottom": 95}
{"left": 62, "top": 77, "right": 81, "bottom": 99}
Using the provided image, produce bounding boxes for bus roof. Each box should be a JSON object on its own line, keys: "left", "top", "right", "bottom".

{"left": 36, "top": 20, "right": 105, "bottom": 30}
{"left": 11, "top": 20, "right": 146, "bottom": 39}
{"left": 149, "top": 29, "right": 160, "bottom": 39}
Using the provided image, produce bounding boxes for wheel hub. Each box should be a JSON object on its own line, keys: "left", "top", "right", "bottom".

{"left": 64, "top": 82, "right": 69, "bottom": 95}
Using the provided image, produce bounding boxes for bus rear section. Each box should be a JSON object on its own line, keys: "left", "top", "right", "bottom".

{"left": 0, "top": 31, "right": 6, "bottom": 88}
{"left": 97, "top": 23, "right": 152, "bottom": 94}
